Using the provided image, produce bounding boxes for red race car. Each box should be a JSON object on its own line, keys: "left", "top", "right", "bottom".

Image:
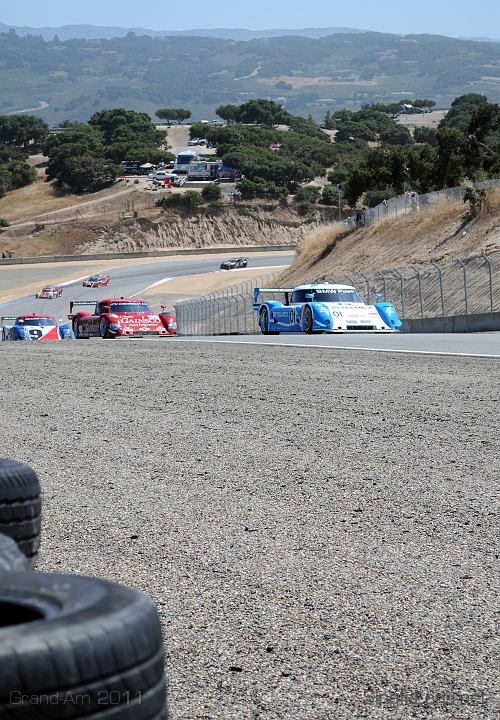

{"left": 36, "top": 286, "right": 63, "bottom": 299}
{"left": 82, "top": 274, "right": 110, "bottom": 288}
{"left": 69, "top": 297, "right": 177, "bottom": 339}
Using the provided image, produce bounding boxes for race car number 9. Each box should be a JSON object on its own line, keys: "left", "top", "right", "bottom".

{"left": 28, "top": 328, "right": 43, "bottom": 339}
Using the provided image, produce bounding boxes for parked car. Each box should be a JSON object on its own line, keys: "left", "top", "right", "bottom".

{"left": 2, "top": 314, "right": 72, "bottom": 341}
{"left": 36, "top": 286, "right": 62, "bottom": 299}
{"left": 220, "top": 258, "right": 248, "bottom": 270}
{"left": 82, "top": 275, "right": 110, "bottom": 288}
{"left": 148, "top": 170, "right": 179, "bottom": 181}
{"left": 187, "top": 138, "right": 207, "bottom": 146}
{"left": 69, "top": 298, "right": 177, "bottom": 339}
{"left": 253, "top": 283, "right": 402, "bottom": 335}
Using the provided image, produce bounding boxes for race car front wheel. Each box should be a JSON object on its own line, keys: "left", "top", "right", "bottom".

{"left": 73, "top": 316, "right": 82, "bottom": 339}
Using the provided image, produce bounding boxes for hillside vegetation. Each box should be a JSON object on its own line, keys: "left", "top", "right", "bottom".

{"left": 1, "top": 30, "right": 500, "bottom": 123}
{"left": 278, "top": 187, "right": 500, "bottom": 286}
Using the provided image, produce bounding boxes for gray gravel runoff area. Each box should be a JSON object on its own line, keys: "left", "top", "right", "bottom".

{"left": 0, "top": 340, "right": 498, "bottom": 719}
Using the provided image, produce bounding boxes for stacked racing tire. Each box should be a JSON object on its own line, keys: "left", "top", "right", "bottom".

{"left": 0, "top": 459, "right": 167, "bottom": 719}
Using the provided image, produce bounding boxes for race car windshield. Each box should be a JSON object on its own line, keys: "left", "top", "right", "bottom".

{"left": 292, "top": 289, "right": 364, "bottom": 304}
{"left": 20, "top": 317, "right": 55, "bottom": 326}
{"left": 109, "top": 302, "right": 153, "bottom": 314}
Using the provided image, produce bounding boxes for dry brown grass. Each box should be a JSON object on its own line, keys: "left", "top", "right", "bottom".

{"left": 278, "top": 190, "right": 500, "bottom": 286}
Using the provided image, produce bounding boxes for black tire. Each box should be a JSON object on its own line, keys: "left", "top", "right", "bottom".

{"left": 99, "top": 316, "right": 109, "bottom": 339}
{"left": 302, "top": 305, "right": 314, "bottom": 334}
{"left": 73, "top": 316, "right": 82, "bottom": 339}
{"left": 0, "top": 572, "right": 167, "bottom": 719}
{"left": 0, "top": 533, "right": 29, "bottom": 572}
{"left": 0, "top": 459, "right": 41, "bottom": 569}
{"left": 259, "top": 307, "right": 280, "bottom": 336}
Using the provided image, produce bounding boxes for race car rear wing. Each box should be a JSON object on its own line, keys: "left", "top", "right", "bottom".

{"left": 68, "top": 300, "right": 99, "bottom": 319}
{"left": 253, "top": 287, "right": 294, "bottom": 310}
{"left": 1, "top": 316, "right": 17, "bottom": 326}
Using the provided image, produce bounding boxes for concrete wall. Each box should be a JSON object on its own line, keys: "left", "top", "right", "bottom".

{"left": 402, "top": 312, "right": 500, "bottom": 333}
{"left": 0, "top": 245, "right": 298, "bottom": 266}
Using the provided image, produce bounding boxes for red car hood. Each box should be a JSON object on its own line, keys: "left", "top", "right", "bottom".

{"left": 111, "top": 313, "right": 162, "bottom": 327}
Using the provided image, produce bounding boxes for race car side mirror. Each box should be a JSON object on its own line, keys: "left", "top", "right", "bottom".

{"left": 305, "top": 293, "right": 314, "bottom": 300}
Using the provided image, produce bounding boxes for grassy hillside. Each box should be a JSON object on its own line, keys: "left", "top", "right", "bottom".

{"left": 278, "top": 188, "right": 500, "bottom": 285}
{"left": 1, "top": 30, "right": 500, "bottom": 124}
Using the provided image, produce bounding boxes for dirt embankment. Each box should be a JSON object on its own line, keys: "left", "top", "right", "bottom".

{"left": 0, "top": 204, "right": 338, "bottom": 258}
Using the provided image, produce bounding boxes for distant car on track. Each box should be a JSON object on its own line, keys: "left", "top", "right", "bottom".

{"left": 220, "top": 257, "right": 248, "bottom": 270}
{"left": 1, "top": 314, "right": 72, "bottom": 341}
{"left": 69, "top": 298, "right": 177, "bottom": 339}
{"left": 36, "top": 286, "right": 62, "bottom": 299}
{"left": 82, "top": 275, "right": 110, "bottom": 288}
{"left": 253, "top": 283, "right": 402, "bottom": 334}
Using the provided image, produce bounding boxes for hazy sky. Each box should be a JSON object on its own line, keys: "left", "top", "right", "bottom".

{"left": 2, "top": 0, "right": 499, "bottom": 39}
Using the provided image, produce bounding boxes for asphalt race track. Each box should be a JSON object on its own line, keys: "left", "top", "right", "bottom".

{"left": 0, "top": 340, "right": 498, "bottom": 718}
{"left": 168, "top": 332, "right": 500, "bottom": 358}
{"left": 0, "top": 252, "right": 294, "bottom": 319}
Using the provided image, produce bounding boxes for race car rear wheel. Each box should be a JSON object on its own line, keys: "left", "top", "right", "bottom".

{"left": 0, "top": 458, "right": 41, "bottom": 569}
{"left": 259, "top": 306, "right": 280, "bottom": 335}
{"left": 302, "top": 305, "right": 314, "bottom": 334}
{"left": 99, "top": 316, "right": 110, "bottom": 339}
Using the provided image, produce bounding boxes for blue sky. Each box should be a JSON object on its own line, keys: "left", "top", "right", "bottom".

{"left": 2, "top": 0, "right": 499, "bottom": 39}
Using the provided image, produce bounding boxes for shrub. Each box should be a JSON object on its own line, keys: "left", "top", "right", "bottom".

{"left": 293, "top": 185, "right": 321, "bottom": 204}
{"left": 155, "top": 191, "right": 205, "bottom": 210}
{"left": 0, "top": 218, "right": 9, "bottom": 227}
{"left": 321, "top": 186, "right": 338, "bottom": 205}
{"left": 364, "top": 189, "right": 397, "bottom": 207}
{"left": 201, "top": 184, "right": 222, "bottom": 202}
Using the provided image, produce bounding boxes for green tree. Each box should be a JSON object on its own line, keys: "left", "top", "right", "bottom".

{"left": 42, "top": 124, "right": 104, "bottom": 179}
{"left": 413, "top": 127, "right": 438, "bottom": 146}
{"left": 324, "top": 110, "right": 335, "bottom": 130}
{"left": 294, "top": 185, "right": 321, "bottom": 204}
{"left": 52, "top": 157, "right": 120, "bottom": 194}
{"left": 215, "top": 105, "right": 238, "bottom": 124}
{"left": 89, "top": 108, "right": 165, "bottom": 147}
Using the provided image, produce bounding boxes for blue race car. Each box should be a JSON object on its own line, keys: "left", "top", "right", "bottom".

{"left": 253, "top": 283, "right": 402, "bottom": 335}
{"left": 1, "top": 314, "right": 72, "bottom": 341}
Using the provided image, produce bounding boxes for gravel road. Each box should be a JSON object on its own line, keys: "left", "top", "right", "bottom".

{"left": 0, "top": 341, "right": 498, "bottom": 719}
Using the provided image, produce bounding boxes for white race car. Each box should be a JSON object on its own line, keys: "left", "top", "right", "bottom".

{"left": 253, "top": 283, "right": 402, "bottom": 334}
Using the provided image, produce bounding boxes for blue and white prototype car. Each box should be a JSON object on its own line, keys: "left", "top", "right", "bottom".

{"left": 1, "top": 314, "right": 72, "bottom": 341}
{"left": 253, "top": 284, "right": 402, "bottom": 334}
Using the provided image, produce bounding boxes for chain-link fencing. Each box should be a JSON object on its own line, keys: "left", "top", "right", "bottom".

{"left": 175, "top": 251, "right": 499, "bottom": 334}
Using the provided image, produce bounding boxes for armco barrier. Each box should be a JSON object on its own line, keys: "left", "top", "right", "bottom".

{"left": 402, "top": 312, "right": 500, "bottom": 333}
{"left": 0, "top": 244, "right": 298, "bottom": 266}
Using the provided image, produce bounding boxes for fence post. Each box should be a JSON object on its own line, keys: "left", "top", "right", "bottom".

{"left": 360, "top": 273, "right": 370, "bottom": 304}
{"left": 376, "top": 270, "right": 387, "bottom": 302}
{"left": 393, "top": 268, "right": 405, "bottom": 319}
{"left": 431, "top": 262, "right": 445, "bottom": 316}
{"left": 457, "top": 259, "right": 469, "bottom": 314}
{"left": 482, "top": 254, "right": 494, "bottom": 312}
{"left": 411, "top": 265, "right": 424, "bottom": 317}
{"left": 345, "top": 274, "right": 354, "bottom": 287}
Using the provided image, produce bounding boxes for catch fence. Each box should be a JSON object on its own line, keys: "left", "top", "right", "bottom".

{"left": 174, "top": 251, "right": 500, "bottom": 335}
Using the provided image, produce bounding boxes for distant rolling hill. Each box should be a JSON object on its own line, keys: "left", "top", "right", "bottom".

{"left": 0, "top": 28, "right": 499, "bottom": 125}
{"left": 0, "top": 23, "right": 368, "bottom": 42}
